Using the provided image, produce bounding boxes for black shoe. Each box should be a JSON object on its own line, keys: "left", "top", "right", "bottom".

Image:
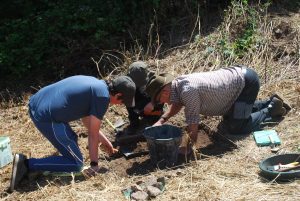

{"left": 268, "top": 97, "right": 286, "bottom": 117}
{"left": 270, "top": 93, "right": 292, "bottom": 111}
{"left": 10, "top": 154, "right": 28, "bottom": 192}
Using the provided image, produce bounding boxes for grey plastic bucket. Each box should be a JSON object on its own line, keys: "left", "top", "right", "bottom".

{"left": 143, "top": 125, "right": 182, "bottom": 167}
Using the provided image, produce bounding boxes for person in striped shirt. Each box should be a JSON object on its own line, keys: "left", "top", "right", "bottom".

{"left": 146, "top": 65, "right": 289, "bottom": 152}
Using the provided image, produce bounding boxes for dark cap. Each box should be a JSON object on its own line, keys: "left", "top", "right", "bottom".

{"left": 112, "top": 76, "right": 136, "bottom": 107}
{"left": 145, "top": 73, "right": 174, "bottom": 103}
{"left": 127, "top": 61, "right": 153, "bottom": 88}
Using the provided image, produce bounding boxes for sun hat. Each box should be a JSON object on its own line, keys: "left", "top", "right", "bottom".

{"left": 145, "top": 73, "right": 174, "bottom": 103}
{"left": 127, "top": 61, "right": 154, "bottom": 88}
{"left": 112, "top": 76, "right": 136, "bottom": 107}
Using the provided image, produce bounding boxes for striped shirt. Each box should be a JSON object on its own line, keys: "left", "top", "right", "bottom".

{"left": 170, "top": 66, "right": 245, "bottom": 124}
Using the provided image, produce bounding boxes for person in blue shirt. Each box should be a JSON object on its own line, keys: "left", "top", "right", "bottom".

{"left": 10, "top": 75, "right": 136, "bottom": 191}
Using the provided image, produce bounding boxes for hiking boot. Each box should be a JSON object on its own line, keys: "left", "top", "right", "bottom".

{"left": 268, "top": 97, "right": 286, "bottom": 117}
{"left": 10, "top": 154, "right": 28, "bottom": 192}
{"left": 270, "top": 92, "right": 292, "bottom": 111}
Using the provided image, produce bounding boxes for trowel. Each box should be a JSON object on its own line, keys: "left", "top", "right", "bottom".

{"left": 114, "top": 117, "right": 126, "bottom": 129}
{"left": 119, "top": 145, "right": 149, "bottom": 159}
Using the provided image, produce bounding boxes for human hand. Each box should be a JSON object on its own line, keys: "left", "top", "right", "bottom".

{"left": 152, "top": 121, "right": 162, "bottom": 127}
{"left": 109, "top": 148, "right": 119, "bottom": 156}
{"left": 101, "top": 143, "right": 119, "bottom": 156}
{"left": 143, "top": 102, "right": 154, "bottom": 114}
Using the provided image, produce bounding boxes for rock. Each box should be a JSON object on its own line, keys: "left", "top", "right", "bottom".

{"left": 146, "top": 185, "right": 162, "bottom": 197}
{"left": 121, "top": 188, "right": 133, "bottom": 199}
{"left": 145, "top": 176, "right": 158, "bottom": 186}
{"left": 157, "top": 177, "right": 165, "bottom": 184}
{"left": 152, "top": 182, "right": 164, "bottom": 191}
{"left": 136, "top": 180, "right": 144, "bottom": 185}
{"left": 131, "top": 184, "right": 144, "bottom": 192}
{"left": 131, "top": 191, "right": 149, "bottom": 201}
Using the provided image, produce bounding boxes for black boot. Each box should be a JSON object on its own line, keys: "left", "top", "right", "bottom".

{"left": 270, "top": 93, "right": 292, "bottom": 111}
{"left": 10, "top": 154, "right": 28, "bottom": 192}
{"left": 268, "top": 97, "right": 286, "bottom": 117}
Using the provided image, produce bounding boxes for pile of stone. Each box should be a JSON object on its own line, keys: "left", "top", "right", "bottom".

{"left": 122, "top": 176, "right": 165, "bottom": 201}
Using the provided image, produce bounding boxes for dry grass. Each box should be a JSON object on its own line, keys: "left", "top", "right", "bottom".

{"left": 1, "top": 2, "right": 300, "bottom": 201}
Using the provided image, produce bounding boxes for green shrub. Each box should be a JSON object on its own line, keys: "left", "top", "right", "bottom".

{"left": 0, "top": 0, "right": 167, "bottom": 82}
{"left": 217, "top": 0, "right": 261, "bottom": 59}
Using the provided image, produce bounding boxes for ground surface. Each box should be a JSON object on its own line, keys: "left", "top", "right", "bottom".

{"left": 1, "top": 85, "right": 298, "bottom": 200}
{"left": 1, "top": 3, "right": 300, "bottom": 201}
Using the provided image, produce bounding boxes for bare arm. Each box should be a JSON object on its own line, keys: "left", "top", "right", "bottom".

{"left": 187, "top": 123, "right": 198, "bottom": 144}
{"left": 143, "top": 102, "right": 154, "bottom": 114}
{"left": 81, "top": 116, "right": 114, "bottom": 162}
{"left": 85, "top": 115, "right": 101, "bottom": 163}
{"left": 153, "top": 102, "right": 183, "bottom": 126}
{"left": 143, "top": 102, "right": 163, "bottom": 116}
{"left": 82, "top": 116, "right": 117, "bottom": 177}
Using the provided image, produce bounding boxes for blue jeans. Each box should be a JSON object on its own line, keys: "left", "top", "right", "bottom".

{"left": 223, "top": 67, "right": 270, "bottom": 134}
{"left": 28, "top": 110, "right": 83, "bottom": 172}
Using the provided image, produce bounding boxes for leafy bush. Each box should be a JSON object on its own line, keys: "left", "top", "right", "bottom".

{"left": 0, "top": 0, "right": 170, "bottom": 83}
{"left": 217, "top": 0, "right": 260, "bottom": 59}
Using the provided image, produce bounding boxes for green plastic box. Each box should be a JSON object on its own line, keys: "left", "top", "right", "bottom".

{"left": 0, "top": 136, "right": 13, "bottom": 168}
{"left": 253, "top": 130, "right": 281, "bottom": 146}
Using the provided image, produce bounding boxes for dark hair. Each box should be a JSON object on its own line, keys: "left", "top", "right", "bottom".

{"left": 105, "top": 80, "right": 123, "bottom": 100}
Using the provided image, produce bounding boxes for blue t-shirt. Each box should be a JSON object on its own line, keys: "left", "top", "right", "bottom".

{"left": 29, "top": 75, "right": 110, "bottom": 122}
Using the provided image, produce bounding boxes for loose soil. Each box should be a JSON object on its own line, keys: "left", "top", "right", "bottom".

{"left": 98, "top": 123, "right": 237, "bottom": 178}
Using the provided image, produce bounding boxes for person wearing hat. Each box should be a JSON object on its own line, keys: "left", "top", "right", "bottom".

{"left": 10, "top": 75, "right": 136, "bottom": 191}
{"left": 146, "top": 65, "right": 289, "bottom": 152}
{"left": 125, "top": 61, "right": 164, "bottom": 132}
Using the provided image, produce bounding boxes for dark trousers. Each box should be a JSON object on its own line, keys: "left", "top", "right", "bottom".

{"left": 223, "top": 67, "right": 271, "bottom": 134}
{"left": 127, "top": 89, "right": 163, "bottom": 127}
